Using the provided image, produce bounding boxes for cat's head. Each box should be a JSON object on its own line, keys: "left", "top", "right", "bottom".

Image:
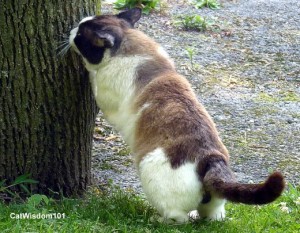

{"left": 69, "top": 8, "right": 142, "bottom": 68}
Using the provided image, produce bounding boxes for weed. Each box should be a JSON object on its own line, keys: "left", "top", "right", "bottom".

{"left": 114, "top": 0, "right": 159, "bottom": 14}
{"left": 25, "top": 194, "right": 54, "bottom": 213}
{"left": 255, "top": 91, "right": 300, "bottom": 103}
{"left": 192, "top": 0, "right": 220, "bottom": 9}
{"left": 256, "top": 92, "right": 278, "bottom": 102}
{"left": 117, "top": 147, "right": 131, "bottom": 156}
{"left": 159, "top": 0, "right": 169, "bottom": 15}
{"left": 99, "top": 161, "right": 120, "bottom": 172}
{"left": 0, "top": 174, "right": 38, "bottom": 201}
{"left": 174, "top": 14, "right": 211, "bottom": 32}
{"left": 280, "top": 90, "right": 300, "bottom": 102}
{"left": 186, "top": 47, "right": 196, "bottom": 68}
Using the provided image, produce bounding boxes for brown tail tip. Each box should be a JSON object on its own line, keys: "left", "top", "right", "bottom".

{"left": 263, "top": 171, "right": 285, "bottom": 202}
{"left": 216, "top": 171, "right": 285, "bottom": 205}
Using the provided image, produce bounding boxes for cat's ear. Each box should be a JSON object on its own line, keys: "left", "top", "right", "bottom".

{"left": 116, "top": 8, "right": 142, "bottom": 26}
{"left": 94, "top": 32, "right": 115, "bottom": 48}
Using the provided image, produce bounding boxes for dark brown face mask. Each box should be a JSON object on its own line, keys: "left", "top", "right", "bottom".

{"left": 70, "top": 8, "right": 142, "bottom": 64}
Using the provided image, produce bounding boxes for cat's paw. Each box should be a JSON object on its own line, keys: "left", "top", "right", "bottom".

{"left": 150, "top": 215, "right": 164, "bottom": 223}
{"left": 198, "top": 197, "right": 226, "bottom": 221}
{"left": 165, "top": 210, "right": 189, "bottom": 225}
{"left": 200, "top": 208, "right": 226, "bottom": 221}
{"left": 188, "top": 210, "right": 200, "bottom": 221}
{"left": 150, "top": 210, "right": 189, "bottom": 225}
{"left": 205, "top": 211, "right": 226, "bottom": 221}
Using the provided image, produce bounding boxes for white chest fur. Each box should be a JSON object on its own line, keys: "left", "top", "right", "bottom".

{"left": 88, "top": 53, "right": 148, "bottom": 147}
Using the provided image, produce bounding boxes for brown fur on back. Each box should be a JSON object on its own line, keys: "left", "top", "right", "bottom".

{"left": 119, "top": 29, "right": 228, "bottom": 168}
{"left": 133, "top": 72, "right": 228, "bottom": 168}
{"left": 120, "top": 29, "right": 165, "bottom": 56}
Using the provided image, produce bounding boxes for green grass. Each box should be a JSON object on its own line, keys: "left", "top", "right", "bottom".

{"left": 0, "top": 185, "right": 299, "bottom": 233}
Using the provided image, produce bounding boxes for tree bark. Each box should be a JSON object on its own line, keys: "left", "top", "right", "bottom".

{"left": 0, "top": 0, "right": 99, "bottom": 196}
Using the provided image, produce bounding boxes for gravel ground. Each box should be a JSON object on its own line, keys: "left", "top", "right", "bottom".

{"left": 91, "top": 0, "right": 300, "bottom": 193}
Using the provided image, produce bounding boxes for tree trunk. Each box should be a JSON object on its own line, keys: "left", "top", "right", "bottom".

{"left": 0, "top": 0, "right": 99, "bottom": 196}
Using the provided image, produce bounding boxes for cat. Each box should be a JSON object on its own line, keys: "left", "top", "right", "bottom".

{"left": 69, "top": 8, "right": 285, "bottom": 223}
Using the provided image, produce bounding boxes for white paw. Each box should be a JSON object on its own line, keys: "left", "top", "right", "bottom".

{"left": 206, "top": 210, "right": 226, "bottom": 221}
{"left": 188, "top": 210, "right": 200, "bottom": 221}
{"left": 198, "top": 197, "right": 226, "bottom": 221}
{"left": 164, "top": 210, "right": 189, "bottom": 225}
{"left": 150, "top": 211, "right": 189, "bottom": 225}
{"left": 150, "top": 215, "right": 164, "bottom": 223}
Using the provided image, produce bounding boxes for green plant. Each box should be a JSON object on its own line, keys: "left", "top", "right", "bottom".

{"left": 114, "top": 0, "right": 159, "bottom": 14}
{"left": 0, "top": 174, "right": 38, "bottom": 201}
{"left": 193, "top": 0, "right": 220, "bottom": 9}
{"left": 185, "top": 47, "right": 196, "bottom": 68}
{"left": 174, "top": 15, "right": 210, "bottom": 32}
{"left": 26, "top": 194, "right": 53, "bottom": 213}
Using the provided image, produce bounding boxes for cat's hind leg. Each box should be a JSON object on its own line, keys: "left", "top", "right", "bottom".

{"left": 151, "top": 209, "right": 189, "bottom": 224}
{"left": 197, "top": 197, "right": 226, "bottom": 221}
{"left": 138, "top": 148, "right": 202, "bottom": 224}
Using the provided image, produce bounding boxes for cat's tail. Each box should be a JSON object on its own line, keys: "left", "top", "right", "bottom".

{"left": 200, "top": 154, "right": 285, "bottom": 205}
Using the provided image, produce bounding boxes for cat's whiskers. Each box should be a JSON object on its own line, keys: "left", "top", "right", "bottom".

{"left": 56, "top": 39, "right": 71, "bottom": 57}
{"left": 56, "top": 40, "right": 69, "bottom": 48}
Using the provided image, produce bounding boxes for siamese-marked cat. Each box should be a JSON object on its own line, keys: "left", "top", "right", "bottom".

{"left": 69, "top": 8, "right": 284, "bottom": 223}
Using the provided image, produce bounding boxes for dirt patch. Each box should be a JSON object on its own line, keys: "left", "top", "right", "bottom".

{"left": 92, "top": 0, "right": 300, "bottom": 192}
